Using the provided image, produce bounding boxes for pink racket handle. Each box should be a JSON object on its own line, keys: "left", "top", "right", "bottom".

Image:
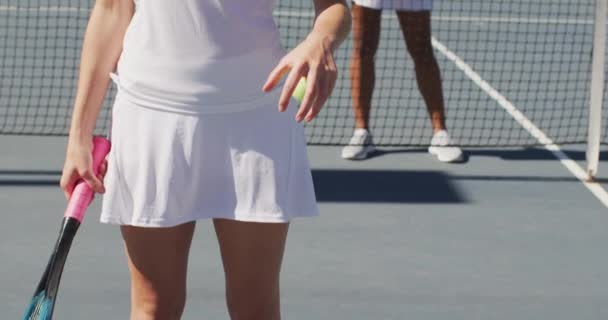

{"left": 64, "top": 136, "right": 112, "bottom": 223}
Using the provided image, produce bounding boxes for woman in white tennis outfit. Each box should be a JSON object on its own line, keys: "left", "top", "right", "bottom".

{"left": 342, "top": 0, "right": 464, "bottom": 162}
{"left": 60, "top": 0, "right": 350, "bottom": 318}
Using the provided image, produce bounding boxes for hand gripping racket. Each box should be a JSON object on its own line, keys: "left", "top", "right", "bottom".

{"left": 23, "top": 136, "right": 111, "bottom": 320}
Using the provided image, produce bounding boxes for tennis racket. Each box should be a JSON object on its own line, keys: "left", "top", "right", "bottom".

{"left": 23, "top": 136, "right": 111, "bottom": 320}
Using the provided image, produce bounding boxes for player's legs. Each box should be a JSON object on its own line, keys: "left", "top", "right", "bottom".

{"left": 350, "top": 3, "right": 381, "bottom": 130}
{"left": 213, "top": 219, "right": 289, "bottom": 320}
{"left": 396, "top": 10, "right": 446, "bottom": 132}
{"left": 398, "top": 10, "right": 464, "bottom": 162}
{"left": 342, "top": 3, "right": 381, "bottom": 160}
{"left": 121, "top": 222, "right": 195, "bottom": 320}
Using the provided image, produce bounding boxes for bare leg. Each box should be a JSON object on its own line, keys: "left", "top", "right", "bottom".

{"left": 214, "top": 219, "right": 289, "bottom": 320}
{"left": 397, "top": 10, "right": 447, "bottom": 133}
{"left": 350, "top": 3, "right": 381, "bottom": 130}
{"left": 121, "top": 222, "right": 195, "bottom": 320}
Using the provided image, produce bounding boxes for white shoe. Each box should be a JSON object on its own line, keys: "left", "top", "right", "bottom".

{"left": 341, "top": 128, "right": 376, "bottom": 160}
{"left": 428, "top": 130, "right": 464, "bottom": 163}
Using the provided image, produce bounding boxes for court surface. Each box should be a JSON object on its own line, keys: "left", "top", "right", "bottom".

{"left": 3, "top": 0, "right": 608, "bottom": 319}
{"left": 1, "top": 136, "right": 608, "bottom": 320}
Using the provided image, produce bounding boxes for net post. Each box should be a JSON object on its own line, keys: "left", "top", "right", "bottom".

{"left": 587, "top": 0, "right": 608, "bottom": 180}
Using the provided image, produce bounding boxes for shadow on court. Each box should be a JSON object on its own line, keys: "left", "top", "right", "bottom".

{"left": 312, "top": 169, "right": 467, "bottom": 203}
{"left": 0, "top": 169, "right": 469, "bottom": 203}
{"left": 2, "top": 168, "right": 602, "bottom": 189}
{"left": 0, "top": 170, "right": 61, "bottom": 186}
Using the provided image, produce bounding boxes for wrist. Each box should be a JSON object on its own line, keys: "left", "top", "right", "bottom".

{"left": 68, "top": 127, "right": 94, "bottom": 145}
{"left": 306, "top": 32, "right": 338, "bottom": 53}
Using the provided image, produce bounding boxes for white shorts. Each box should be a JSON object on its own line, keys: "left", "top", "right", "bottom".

{"left": 100, "top": 91, "right": 319, "bottom": 227}
{"left": 352, "top": 0, "right": 433, "bottom": 11}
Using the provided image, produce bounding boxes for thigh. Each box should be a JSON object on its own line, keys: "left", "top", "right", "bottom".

{"left": 121, "top": 222, "right": 196, "bottom": 306}
{"left": 397, "top": 10, "right": 433, "bottom": 52}
{"left": 352, "top": 2, "right": 382, "bottom": 56}
{"left": 214, "top": 219, "right": 289, "bottom": 300}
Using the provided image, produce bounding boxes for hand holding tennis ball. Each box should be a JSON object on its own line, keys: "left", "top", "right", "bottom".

{"left": 262, "top": 35, "right": 339, "bottom": 122}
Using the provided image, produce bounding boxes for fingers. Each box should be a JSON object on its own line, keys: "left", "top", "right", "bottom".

{"left": 303, "top": 76, "right": 325, "bottom": 122}
{"left": 60, "top": 161, "right": 107, "bottom": 201}
{"left": 60, "top": 169, "right": 79, "bottom": 200}
{"left": 296, "top": 67, "right": 318, "bottom": 122}
{"left": 99, "top": 159, "right": 108, "bottom": 179}
{"left": 79, "top": 168, "right": 106, "bottom": 194}
{"left": 263, "top": 62, "right": 290, "bottom": 93}
{"left": 307, "top": 64, "right": 337, "bottom": 121}
{"left": 279, "top": 64, "right": 308, "bottom": 112}
{"left": 266, "top": 38, "right": 338, "bottom": 121}
{"left": 90, "top": 159, "right": 108, "bottom": 205}
{"left": 296, "top": 57, "right": 337, "bottom": 122}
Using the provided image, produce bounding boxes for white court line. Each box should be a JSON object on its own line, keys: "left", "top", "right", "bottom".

{"left": 272, "top": 10, "right": 592, "bottom": 25}
{"left": 0, "top": 6, "right": 595, "bottom": 25}
{"left": 431, "top": 36, "right": 608, "bottom": 208}
{"left": 432, "top": 16, "right": 591, "bottom": 25}
{"left": 0, "top": 6, "right": 87, "bottom": 12}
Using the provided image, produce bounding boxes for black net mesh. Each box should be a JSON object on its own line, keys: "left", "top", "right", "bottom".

{"left": 0, "top": 0, "right": 600, "bottom": 147}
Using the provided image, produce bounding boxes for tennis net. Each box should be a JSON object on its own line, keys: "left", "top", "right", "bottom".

{"left": 0, "top": 0, "right": 603, "bottom": 147}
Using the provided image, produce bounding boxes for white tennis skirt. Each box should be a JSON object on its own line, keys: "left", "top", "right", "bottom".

{"left": 100, "top": 91, "right": 319, "bottom": 227}
{"left": 353, "top": 0, "right": 433, "bottom": 11}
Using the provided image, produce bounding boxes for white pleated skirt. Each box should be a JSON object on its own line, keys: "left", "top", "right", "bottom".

{"left": 100, "top": 91, "right": 319, "bottom": 227}
{"left": 352, "top": 0, "right": 433, "bottom": 11}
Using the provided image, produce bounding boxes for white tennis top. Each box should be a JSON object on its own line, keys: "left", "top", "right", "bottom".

{"left": 113, "top": 0, "right": 285, "bottom": 113}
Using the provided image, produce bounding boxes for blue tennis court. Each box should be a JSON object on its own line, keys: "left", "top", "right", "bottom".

{"left": 2, "top": 0, "right": 608, "bottom": 319}
{"left": 2, "top": 137, "right": 608, "bottom": 319}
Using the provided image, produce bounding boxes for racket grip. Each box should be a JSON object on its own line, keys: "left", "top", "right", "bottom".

{"left": 64, "top": 136, "right": 111, "bottom": 222}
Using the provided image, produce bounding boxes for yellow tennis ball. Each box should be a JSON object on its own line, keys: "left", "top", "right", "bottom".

{"left": 292, "top": 78, "right": 307, "bottom": 102}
